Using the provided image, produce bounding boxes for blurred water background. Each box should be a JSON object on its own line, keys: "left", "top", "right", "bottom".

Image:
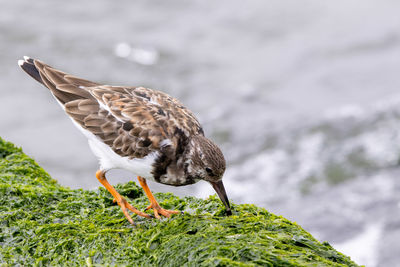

{"left": 1, "top": 1, "right": 400, "bottom": 266}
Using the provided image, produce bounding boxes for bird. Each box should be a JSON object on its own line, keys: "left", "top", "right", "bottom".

{"left": 18, "top": 56, "right": 232, "bottom": 224}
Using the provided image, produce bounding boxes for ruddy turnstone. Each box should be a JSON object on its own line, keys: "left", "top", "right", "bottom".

{"left": 18, "top": 56, "right": 231, "bottom": 224}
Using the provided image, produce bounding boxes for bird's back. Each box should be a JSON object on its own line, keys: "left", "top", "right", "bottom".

{"left": 18, "top": 57, "right": 204, "bottom": 161}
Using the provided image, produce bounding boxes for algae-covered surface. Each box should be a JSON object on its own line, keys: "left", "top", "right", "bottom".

{"left": 0, "top": 137, "right": 359, "bottom": 266}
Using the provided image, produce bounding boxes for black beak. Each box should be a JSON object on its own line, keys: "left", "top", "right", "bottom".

{"left": 210, "top": 180, "right": 232, "bottom": 216}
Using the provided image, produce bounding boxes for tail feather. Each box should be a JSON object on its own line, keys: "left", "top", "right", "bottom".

{"left": 18, "top": 57, "right": 43, "bottom": 85}
{"left": 18, "top": 56, "right": 96, "bottom": 105}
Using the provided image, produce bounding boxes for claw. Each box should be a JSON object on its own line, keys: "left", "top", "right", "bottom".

{"left": 123, "top": 198, "right": 152, "bottom": 219}
{"left": 146, "top": 202, "right": 180, "bottom": 219}
{"left": 118, "top": 198, "right": 135, "bottom": 225}
{"left": 137, "top": 176, "right": 181, "bottom": 219}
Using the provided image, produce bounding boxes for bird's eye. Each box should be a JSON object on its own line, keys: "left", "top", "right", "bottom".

{"left": 205, "top": 167, "right": 213, "bottom": 175}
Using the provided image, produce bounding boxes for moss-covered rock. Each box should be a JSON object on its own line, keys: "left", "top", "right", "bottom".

{"left": 0, "top": 137, "right": 359, "bottom": 266}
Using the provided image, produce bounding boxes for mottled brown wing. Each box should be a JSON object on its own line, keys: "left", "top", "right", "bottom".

{"left": 88, "top": 85, "right": 204, "bottom": 153}
{"left": 22, "top": 58, "right": 203, "bottom": 159}
{"left": 90, "top": 86, "right": 203, "bottom": 136}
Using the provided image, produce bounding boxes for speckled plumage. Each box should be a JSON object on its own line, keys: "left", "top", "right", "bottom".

{"left": 18, "top": 56, "right": 232, "bottom": 219}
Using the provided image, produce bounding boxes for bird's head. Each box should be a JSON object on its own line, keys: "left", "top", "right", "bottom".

{"left": 185, "top": 135, "right": 232, "bottom": 215}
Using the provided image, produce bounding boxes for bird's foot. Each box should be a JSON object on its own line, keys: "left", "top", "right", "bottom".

{"left": 117, "top": 197, "right": 153, "bottom": 224}
{"left": 113, "top": 197, "right": 177, "bottom": 220}
{"left": 137, "top": 176, "right": 180, "bottom": 219}
{"left": 145, "top": 201, "right": 180, "bottom": 219}
{"left": 97, "top": 170, "right": 152, "bottom": 225}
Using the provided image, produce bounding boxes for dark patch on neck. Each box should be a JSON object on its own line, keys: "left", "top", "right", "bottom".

{"left": 174, "top": 127, "right": 189, "bottom": 157}
{"left": 152, "top": 153, "right": 172, "bottom": 182}
{"left": 152, "top": 128, "right": 189, "bottom": 183}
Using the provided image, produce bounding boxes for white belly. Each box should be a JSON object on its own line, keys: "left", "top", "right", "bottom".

{"left": 71, "top": 120, "right": 158, "bottom": 180}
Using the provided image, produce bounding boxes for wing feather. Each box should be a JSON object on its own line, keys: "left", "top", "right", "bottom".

{"left": 20, "top": 57, "right": 204, "bottom": 161}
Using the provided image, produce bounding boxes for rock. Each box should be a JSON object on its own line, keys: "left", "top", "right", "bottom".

{"left": 0, "top": 137, "right": 359, "bottom": 266}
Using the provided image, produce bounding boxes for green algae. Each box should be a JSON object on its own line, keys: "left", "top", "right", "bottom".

{"left": 0, "top": 137, "right": 359, "bottom": 266}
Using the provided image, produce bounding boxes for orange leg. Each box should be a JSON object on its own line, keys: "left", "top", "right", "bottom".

{"left": 137, "top": 176, "right": 180, "bottom": 219}
{"left": 96, "top": 170, "right": 152, "bottom": 224}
